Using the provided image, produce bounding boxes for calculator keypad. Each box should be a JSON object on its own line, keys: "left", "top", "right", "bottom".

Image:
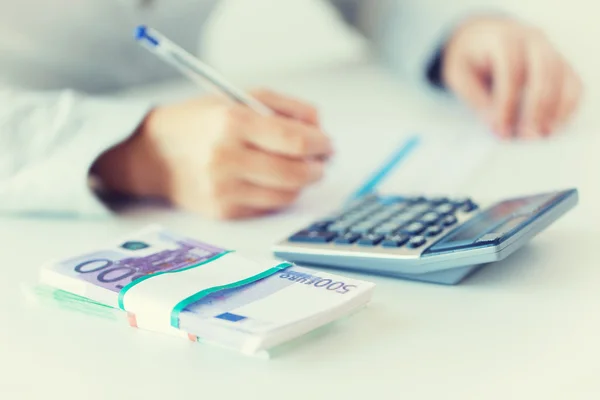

{"left": 288, "top": 195, "right": 479, "bottom": 251}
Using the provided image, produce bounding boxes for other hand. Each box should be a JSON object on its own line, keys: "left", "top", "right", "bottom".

{"left": 93, "top": 89, "right": 333, "bottom": 219}
{"left": 442, "top": 16, "right": 583, "bottom": 138}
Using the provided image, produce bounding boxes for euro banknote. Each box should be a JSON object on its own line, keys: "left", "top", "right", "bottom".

{"left": 38, "top": 225, "right": 375, "bottom": 354}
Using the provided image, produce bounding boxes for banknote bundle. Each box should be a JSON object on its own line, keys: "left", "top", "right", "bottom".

{"left": 35, "top": 225, "right": 375, "bottom": 357}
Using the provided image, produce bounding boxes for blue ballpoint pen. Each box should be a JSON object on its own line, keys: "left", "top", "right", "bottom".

{"left": 134, "top": 24, "right": 416, "bottom": 191}
{"left": 134, "top": 25, "right": 274, "bottom": 116}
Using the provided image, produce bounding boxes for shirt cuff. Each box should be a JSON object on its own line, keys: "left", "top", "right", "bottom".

{"left": 0, "top": 93, "right": 154, "bottom": 218}
{"left": 425, "top": 46, "right": 446, "bottom": 89}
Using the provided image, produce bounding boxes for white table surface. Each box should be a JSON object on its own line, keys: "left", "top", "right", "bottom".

{"left": 2, "top": 60, "right": 599, "bottom": 400}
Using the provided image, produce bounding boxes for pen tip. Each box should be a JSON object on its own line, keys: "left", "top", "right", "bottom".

{"left": 134, "top": 25, "right": 148, "bottom": 40}
{"left": 134, "top": 25, "right": 159, "bottom": 46}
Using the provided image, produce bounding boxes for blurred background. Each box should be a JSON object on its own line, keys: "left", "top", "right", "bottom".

{"left": 200, "top": 0, "right": 598, "bottom": 91}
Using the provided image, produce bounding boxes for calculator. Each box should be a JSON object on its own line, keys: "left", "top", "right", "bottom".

{"left": 272, "top": 189, "right": 578, "bottom": 285}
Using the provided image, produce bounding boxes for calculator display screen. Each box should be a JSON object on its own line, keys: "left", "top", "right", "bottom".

{"left": 447, "top": 201, "right": 524, "bottom": 240}
{"left": 423, "top": 197, "right": 547, "bottom": 254}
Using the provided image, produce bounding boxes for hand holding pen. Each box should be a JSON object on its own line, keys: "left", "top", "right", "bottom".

{"left": 92, "top": 26, "right": 333, "bottom": 219}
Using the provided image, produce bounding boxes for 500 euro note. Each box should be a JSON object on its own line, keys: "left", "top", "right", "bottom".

{"left": 36, "top": 225, "right": 375, "bottom": 354}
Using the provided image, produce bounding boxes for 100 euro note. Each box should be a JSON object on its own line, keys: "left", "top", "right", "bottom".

{"left": 36, "top": 225, "right": 375, "bottom": 355}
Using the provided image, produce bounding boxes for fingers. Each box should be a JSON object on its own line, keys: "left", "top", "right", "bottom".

{"left": 444, "top": 57, "right": 492, "bottom": 122}
{"left": 206, "top": 144, "right": 324, "bottom": 191}
{"left": 518, "top": 39, "right": 563, "bottom": 137}
{"left": 552, "top": 65, "right": 583, "bottom": 131}
{"left": 196, "top": 178, "right": 301, "bottom": 219}
{"left": 250, "top": 88, "right": 320, "bottom": 126}
{"left": 445, "top": 19, "right": 583, "bottom": 139}
{"left": 490, "top": 40, "right": 526, "bottom": 137}
{"left": 228, "top": 105, "right": 333, "bottom": 158}
{"left": 217, "top": 180, "right": 301, "bottom": 210}
{"left": 446, "top": 37, "right": 526, "bottom": 138}
{"left": 235, "top": 146, "right": 325, "bottom": 191}
{"left": 209, "top": 206, "right": 268, "bottom": 220}
{"left": 452, "top": 71, "right": 492, "bottom": 122}
{"left": 197, "top": 146, "right": 314, "bottom": 219}
{"left": 193, "top": 90, "right": 330, "bottom": 220}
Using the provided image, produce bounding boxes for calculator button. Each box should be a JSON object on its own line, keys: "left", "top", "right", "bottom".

{"left": 424, "top": 225, "right": 443, "bottom": 237}
{"left": 357, "top": 234, "right": 384, "bottom": 246}
{"left": 371, "top": 218, "right": 393, "bottom": 229}
{"left": 363, "top": 203, "right": 385, "bottom": 214}
{"left": 369, "top": 213, "right": 392, "bottom": 224}
{"left": 441, "top": 215, "right": 458, "bottom": 226}
{"left": 373, "top": 223, "right": 400, "bottom": 234}
{"left": 313, "top": 216, "right": 338, "bottom": 224}
{"left": 379, "top": 208, "right": 400, "bottom": 218}
{"left": 350, "top": 223, "right": 375, "bottom": 234}
{"left": 409, "top": 204, "right": 432, "bottom": 214}
{"left": 407, "top": 235, "right": 427, "bottom": 248}
{"left": 400, "top": 222, "right": 426, "bottom": 235}
{"left": 341, "top": 214, "right": 369, "bottom": 225}
{"left": 407, "top": 196, "right": 426, "bottom": 204}
{"left": 334, "top": 232, "right": 361, "bottom": 244}
{"left": 390, "top": 212, "right": 417, "bottom": 224}
{"left": 387, "top": 203, "right": 409, "bottom": 214}
{"left": 461, "top": 201, "right": 479, "bottom": 212}
{"left": 341, "top": 209, "right": 369, "bottom": 220}
{"left": 378, "top": 196, "right": 406, "bottom": 205}
{"left": 342, "top": 209, "right": 370, "bottom": 222}
{"left": 428, "top": 197, "right": 448, "bottom": 206}
{"left": 345, "top": 195, "right": 376, "bottom": 209}
{"left": 451, "top": 197, "right": 471, "bottom": 206}
{"left": 339, "top": 211, "right": 361, "bottom": 220}
{"left": 434, "top": 203, "right": 455, "bottom": 215}
{"left": 381, "top": 234, "right": 410, "bottom": 247}
{"left": 335, "top": 211, "right": 358, "bottom": 222}
{"left": 289, "top": 231, "right": 336, "bottom": 243}
{"left": 328, "top": 223, "right": 351, "bottom": 233}
{"left": 420, "top": 212, "right": 440, "bottom": 225}
{"left": 365, "top": 215, "right": 388, "bottom": 225}
{"left": 309, "top": 221, "right": 333, "bottom": 231}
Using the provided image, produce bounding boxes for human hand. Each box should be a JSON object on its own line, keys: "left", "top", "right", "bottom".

{"left": 93, "top": 89, "right": 333, "bottom": 219}
{"left": 442, "top": 16, "right": 583, "bottom": 138}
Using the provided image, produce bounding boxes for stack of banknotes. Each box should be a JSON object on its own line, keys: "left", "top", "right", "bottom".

{"left": 32, "top": 225, "right": 376, "bottom": 357}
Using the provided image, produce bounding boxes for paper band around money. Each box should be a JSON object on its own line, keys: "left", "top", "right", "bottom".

{"left": 116, "top": 250, "right": 292, "bottom": 330}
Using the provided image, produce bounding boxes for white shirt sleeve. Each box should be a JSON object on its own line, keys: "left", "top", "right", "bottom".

{"left": 0, "top": 87, "right": 154, "bottom": 218}
{"left": 329, "top": 0, "right": 505, "bottom": 89}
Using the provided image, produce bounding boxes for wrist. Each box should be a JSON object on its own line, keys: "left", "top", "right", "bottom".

{"left": 91, "top": 108, "right": 169, "bottom": 199}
